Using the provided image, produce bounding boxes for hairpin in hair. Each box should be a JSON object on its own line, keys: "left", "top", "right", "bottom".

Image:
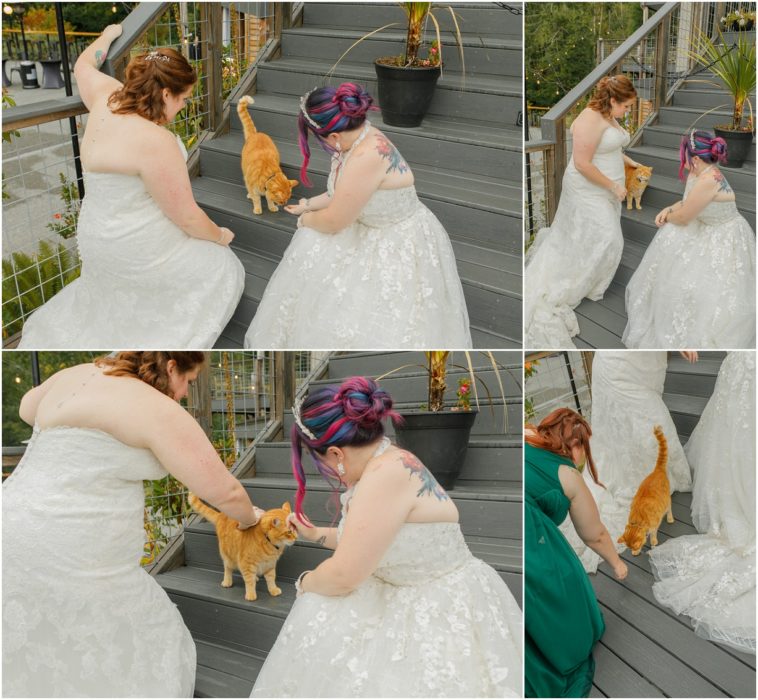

{"left": 299, "top": 88, "right": 321, "bottom": 130}
{"left": 292, "top": 396, "right": 317, "bottom": 441}
{"left": 145, "top": 50, "right": 170, "bottom": 63}
{"left": 690, "top": 129, "right": 697, "bottom": 150}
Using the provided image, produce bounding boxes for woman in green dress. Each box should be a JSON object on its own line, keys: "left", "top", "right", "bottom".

{"left": 525, "top": 408, "right": 628, "bottom": 697}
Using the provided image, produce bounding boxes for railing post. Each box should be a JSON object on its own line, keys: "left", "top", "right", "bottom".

{"left": 203, "top": 2, "right": 223, "bottom": 132}
{"left": 545, "top": 144, "right": 558, "bottom": 225}
{"left": 552, "top": 117, "right": 566, "bottom": 208}
{"left": 274, "top": 352, "right": 297, "bottom": 429}
{"left": 282, "top": 3, "right": 294, "bottom": 31}
{"left": 654, "top": 13, "right": 671, "bottom": 112}
{"left": 192, "top": 352, "right": 213, "bottom": 439}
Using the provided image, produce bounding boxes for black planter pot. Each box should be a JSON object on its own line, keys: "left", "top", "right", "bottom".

{"left": 714, "top": 126, "right": 754, "bottom": 168}
{"left": 394, "top": 410, "right": 477, "bottom": 489}
{"left": 374, "top": 60, "right": 441, "bottom": 128}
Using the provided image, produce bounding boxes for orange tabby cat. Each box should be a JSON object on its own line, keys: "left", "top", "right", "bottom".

{"left": 624, "top": 162, "right": 653, "bottom": 210}
{"left": 188, "top": 494, "right": 296, "bottom": 601}
{"left": 617, "top": 426, "right": 674, "bottom": 555}
{"left": 238, "top": 95, "right": 298, "bottom": 215}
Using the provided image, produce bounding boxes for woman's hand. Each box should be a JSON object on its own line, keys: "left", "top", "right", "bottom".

{"left": 284, "top": 198, "right": 309, "bottom": 216}
{"left": 612, "top": 559, "right": 628, "bottom": 580}
{"left": 217, "top": 227, "right": 235, "bottom": 246}
{"left": 655, "top": 208, "right": 669, "bottom": 227}
{"left": 610, "top": 182, "right": 627, "bottom": 201}
{"left": 679, "top": 351, "right": 699, "bottom": 363}
{"left": 286, "top": 512, "right": 319, "bottom": 541}
{"left": 102, "top": 24, "right": 123, "bottom": 42}
{"left": 237, "top": 506, "right": 266, "bottom": 531}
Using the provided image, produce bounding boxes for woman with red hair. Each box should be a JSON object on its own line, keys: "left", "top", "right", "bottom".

{"left": 525, "top": 408, "right": 627, "bottom": 697}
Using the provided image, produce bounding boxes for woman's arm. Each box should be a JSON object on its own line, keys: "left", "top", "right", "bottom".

{"left": 18, "top": 373, "right": 64, "bottom": 426}
{"left": 623, "top": 154, "right": 641, "bottom": 168}
{"left": 300, "top": 461, "right": 414, "bottom": 595}
{"left": 287, "top": 516, "right": 339, "bottom": 550}
{"left": 137, "top": 129, "right": 234, "bottom": 245}
{"left": 284, "top": 192, "right": 332, "bottom": 216}
{"left": 659, "top": 176, "right": 718, "bottom": 226}
{"left": 298, "top": 149, "right": 385, "bottom": 234}
{"left": 559, "top": 466, "right": 628, "bottom": 579}
{"left": 135, "top": 392, "right": 259, "bottom": 526}
{"left": 74, "top": 24, "right": 124, "bottom": 110}
{"left": 572, "top": 112, "right": 626, "bottom": 200}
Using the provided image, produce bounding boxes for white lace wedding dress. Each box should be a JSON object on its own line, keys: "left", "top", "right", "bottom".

{"left": 3, "top": 425, "right": 196, "bottom": 697}
{"left": 623, "top": 175, "right": 756, "bottom": 348}
{"left": 18, "top": 138, "right": 244, "bottom": 349}
{"left": 560, "top": 351, "right": 692, "bottom": 573}
{"left": 244, "top": 124, "right": 472, "bottom": 349}
{"left": 525, "top": 125, "right": 629, "bottom": 348}
{"left": 649, "top": 352, "right": 756, "bottom": 653}
{"left": 250, "top": 487, "right": 522, "bottom": 696}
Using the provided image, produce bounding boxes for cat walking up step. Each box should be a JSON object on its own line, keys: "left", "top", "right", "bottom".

{"left": 618, "top": 426, "right": 674, "bottom": 556}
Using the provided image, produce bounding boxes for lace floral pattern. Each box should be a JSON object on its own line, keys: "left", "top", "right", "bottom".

{"left": 18, "top": 137, "right": 244, "bottom": 349}
{"left": 623, "top": 179, "right": 756, "bottom": 349}
{"left": 251, "top": 490, "right": 522, "bottom": 697}
{"left": 559, "top": 352, "right": 692, "bottom": 572}
{"left": 245, "top": 155, "right": 472, "bottom": 349}
{"left": 2, "top": 427, "right": 196, "bottom": 696}
{"left": 525, "top": 126, "right": 629, "bottom": 348}
{"left": 649, "top": 353, "right": 756, "bottom": 653}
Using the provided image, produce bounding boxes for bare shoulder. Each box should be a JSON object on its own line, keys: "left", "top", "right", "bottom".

{"left": 557, "top": 464, "right": 583, "bottom": 497}
{"left": 367, "top": 447, "right": 449, "bottom": 501}
{"left": 365, "top": 130, "right": 410, "bottom": 176}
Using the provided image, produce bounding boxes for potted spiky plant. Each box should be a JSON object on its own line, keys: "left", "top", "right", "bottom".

{"left": 378, "top": 351, "right": 510, "bottom": 489}
{"left": 690, "top": 27, "right": 756, "bottom": 168}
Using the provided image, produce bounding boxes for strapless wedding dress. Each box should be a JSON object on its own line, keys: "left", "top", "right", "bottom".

{"left": 525, "top": 125, "right": 629, "bottom": 348}
{"left": 245, "top": 124, "right": 472, "bottom": 349}
{"left": 2, "top": 425, "right": 196, "bottom": 696}
{"left": 250, "top": 484, "right": 522, "bottom": 696}
{"left": 18, "top": 138, "right": 244, "bottom": 349}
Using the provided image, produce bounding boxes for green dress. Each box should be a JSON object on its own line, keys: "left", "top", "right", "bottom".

{"left": 525, "top": 443, "right": 605, "bottom": 698}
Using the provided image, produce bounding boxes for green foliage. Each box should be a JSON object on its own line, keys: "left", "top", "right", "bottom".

{"left": 524, "top": 360, "right": 540, "bottom": 422}
{"left": 61, "top": 2, "right": 129, "bottom": 33}
{"left": 526, "top": 2, "right": 643, "bottom": 108}
{"left": 46, "top": 173, "right": 80, "bottom": 239}
{"left": 3, "top": 91, "right": 19, "bottom": 201}
{"left": 2, "top": 240, "right": 81, "bottom": 338}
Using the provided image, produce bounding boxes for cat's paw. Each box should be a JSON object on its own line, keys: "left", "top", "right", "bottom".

{"left": 221, "top": 579, "right": 233, "bottom": 588}
{"left": 626, "top": 202, "right": 632, "bottom": 210}
{"left": 636, "top": 202, "right": 642, "bottom": 210}
{"left": 253, "top": 206, "right": 263, "bottom": 215}
{"left": 267, "top": 204, "right": 279, "bottom": 213}
{"left": 268, "top": 586, "right": 282, "bottom": 597}
{"left": 244, "top": 590, "right": 258, "bottom": 601}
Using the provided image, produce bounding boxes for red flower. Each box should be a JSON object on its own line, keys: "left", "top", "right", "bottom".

{"left": 53, "top": 213, "right": 62, "bottom": 220}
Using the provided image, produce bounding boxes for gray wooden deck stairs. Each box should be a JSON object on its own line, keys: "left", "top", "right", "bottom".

{"left": 574, "top": 68, "right": 757, "bottom": 349}
{"left": 590, "top": 351, "right": 757, "bottom": 698}
{"left": 155, "top": 350, "right": 523, "bottom": 697}
{"left": 194, "top": 2, "right": 522, "bottom": 348}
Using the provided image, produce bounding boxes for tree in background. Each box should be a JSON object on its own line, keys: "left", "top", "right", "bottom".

{"left": 61, "top": 2, "right": 129, "bottom": 33}
{"left": 526, "top": 2, "right": 643, "bottom": 108}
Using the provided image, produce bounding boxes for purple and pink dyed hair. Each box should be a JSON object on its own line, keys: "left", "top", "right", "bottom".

{"left": 297, "top": 83, "right": 377, "bottom": 187}
{"left": 291, "top": 376, "right": 402, "bottom": 524}
{"left": 679, "top": 129, "right": 728, "bottom": 180}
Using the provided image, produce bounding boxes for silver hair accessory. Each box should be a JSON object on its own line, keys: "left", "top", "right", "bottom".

{"left": 299, "top": 88, "right": 321, "bottom": 130}
{"left": 337, "top": 461, "right": 346, "bottom": 477}
{"left": 690, "top": 129, "right": 697, "bottom": 150}
{"left": 292, "top": 396, "right": 317, "bottom": 441}
{"left": 145, "top": 51, "right": 170, "bottom": 63}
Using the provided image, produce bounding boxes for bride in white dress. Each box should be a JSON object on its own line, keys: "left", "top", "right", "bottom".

{"left": 3, "top": 352, "right": 263, "bottom": 696}
{"left": 560, "top": 351, "right": 694, "bottom": 573}
{"left": 18, "top": 25, "right": 244, "bottom": 349}
{"left": 244, "top": 84, "right": 471, "bottom": 349}
{"left": 525, "top": 75, "right": 638, "bottom": 349}
{"left": 649, "top": 352, "right": 756, "bottom": 653}
{"left": 250, "top": 377, "right": 522, "bottom": 697}
{"left": 624, "top": 130, "right": 756, "bottom": 349}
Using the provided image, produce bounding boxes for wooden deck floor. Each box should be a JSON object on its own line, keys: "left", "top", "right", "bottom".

{"left": 589, "top": 492, "right": 756, "bottom": 698}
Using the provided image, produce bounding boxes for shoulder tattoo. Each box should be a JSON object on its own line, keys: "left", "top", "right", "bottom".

{"left": 398, "top": 450, "right": 449, "bottom": 501}
{"left": 374, "top": 134, "right": 409, "bottom": 175}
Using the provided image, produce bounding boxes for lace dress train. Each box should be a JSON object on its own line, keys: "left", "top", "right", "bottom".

{"left": 525, "top": 126, "right": 629, "bottom": 348}
{"left": 649, "top": 352, "right": 756, "bottom": 653}
{"left": 250, "top": 487, "right": 522, "bottom": 697}
{"left": 3, "top": 426, "right": 196, "bottom": 696}
{"left": 18, "top": 138, "right": 244, "bottom": 349}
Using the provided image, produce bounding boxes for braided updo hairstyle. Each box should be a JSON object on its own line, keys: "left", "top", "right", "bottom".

{"left": 525, "top": 407, "right": 601, "bottom": 486}
{"left": 291, "top": 376, "right": 402, "bottom": 522}
{"left": 297, "top": 82, "right": 378, "bottom": 186}
{"left": 108, "top": 47, "right": 197, "bottom": 124}
{"left": 587, "top": 74, "right": 637, "bottom": 119}
{"left": 95, "top": 351, "right": 205, "bottom": 396}
{"left": 678, "top": 129, "right": 728, "bottom": 180}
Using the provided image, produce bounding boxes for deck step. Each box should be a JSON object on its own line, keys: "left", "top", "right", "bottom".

{"left": 194, "top": 639, "right": 262, "bottom": 698}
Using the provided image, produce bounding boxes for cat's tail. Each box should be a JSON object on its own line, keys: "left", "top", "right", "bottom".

{"left": 237, "top": 95, "right": 257, "bottom": 140}
{"left": 653, "top": 425, "right": 668, "bottom": 473}
{"left": 188, "top": 493, "right": 221, "bottom": 525}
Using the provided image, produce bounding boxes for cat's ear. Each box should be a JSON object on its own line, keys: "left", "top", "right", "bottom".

{"left": 289, "top": 179, "right": 299, "bottom": 187}
{"left": 282, "top": 502, "right": 291, "bottom": 513}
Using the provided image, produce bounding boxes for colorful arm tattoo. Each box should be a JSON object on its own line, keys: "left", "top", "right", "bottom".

{"left": 95, "top": 50, "right": 107, "bottom": 68}
{"left": 375, "top": 134, "right": 409, "bottom": 175}
{"left": 398, "top": 451, "right": 449, "bottom": 501}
